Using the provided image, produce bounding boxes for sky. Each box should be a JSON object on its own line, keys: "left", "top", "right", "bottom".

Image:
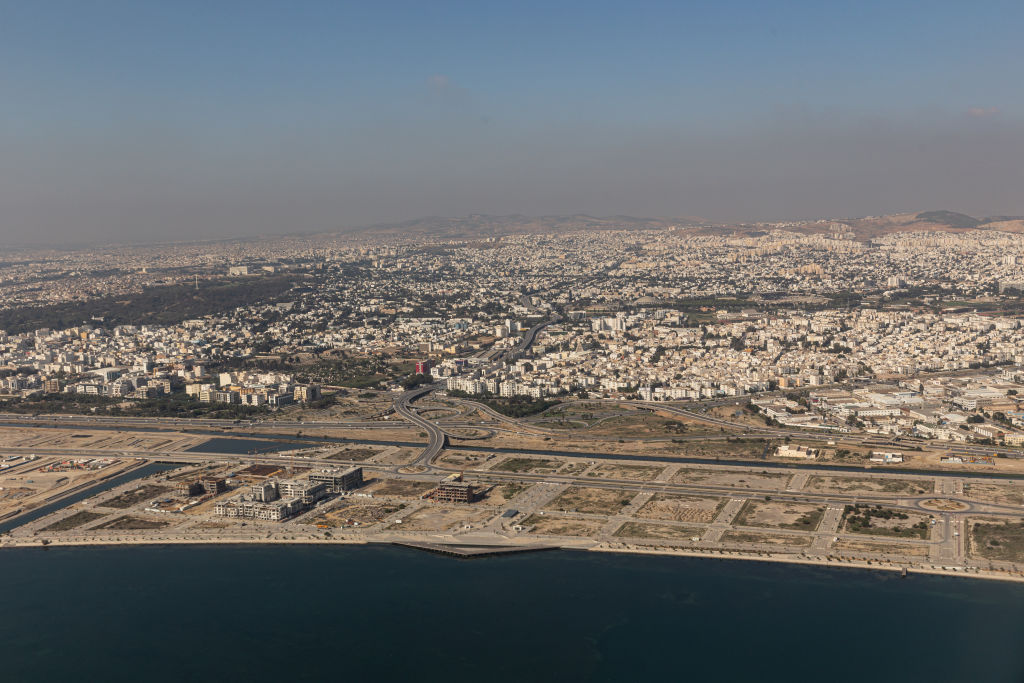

{"left": 1, "top": 0, "right": 1022, "bottom": 245}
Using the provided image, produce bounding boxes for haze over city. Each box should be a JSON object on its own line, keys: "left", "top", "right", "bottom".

{"left": 3, "top": 3, "right": 1024, "bottom": 682}
{"left": 2, "top": 0, "right": 1023, "bottom": 245}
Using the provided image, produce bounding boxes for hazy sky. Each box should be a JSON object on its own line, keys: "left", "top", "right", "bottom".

{"left": 1, "top": 0, "right": 1022, "bottom": 245}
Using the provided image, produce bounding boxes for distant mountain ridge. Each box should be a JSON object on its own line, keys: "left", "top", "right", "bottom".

{"left": 340, "top": 210, "right": 1024, "bottom": 241}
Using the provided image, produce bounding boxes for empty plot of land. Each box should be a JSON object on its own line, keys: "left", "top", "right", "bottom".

{"left": 586, "top": 463, "right": 664, "bottom": 481}
{"left": 307, "top": 502, "right": 401, "bottom": 528}
{"left": 636, "top": 494, "right": 725, "bottom": 523}
{"left": 833, "top": 538, "right": 929, "bottom": 558}
{"left": 544, "top": 486, "right": 637, "bottom": 515}
{"left": 733, "top": 500, "right": 825, "bottom": 531}
{"left": 439, "top": 451, "right": 492, "bottom": 468}
{"left": 964, "top": 483, "right": 1024, "bottom": 507}
{"left": 557, "top": 462, "right": 590, "bottom": 476}
{"left": 720, "top": 530, "right": 812, "bottom": 547}
{"left": 90, "top": 515, "right": 170, "bottom": 530}
{"left": 522, "top": 514, "right": 604, "bottom": 537}
{"left": 805, "top": 476, "right": 931, "bottom": 496}
{"left": 586, "top": 414, "right": 703, "bottom": 437}
{"left": 326, "top": 447, "right": 382, "bottom": 462}
{"left": 477, "top": 483, "right": 533, "bottom": 505}
{"left": 671, "top": 467, "right": 790, "bottom": 490}
{"left": 491, "top": 457, "right": 559, "bottom": 474}
{"left": 388, "top": 505, "right": 493, "bottom": 532}
{"left": 99, "top": 485, "right": 171, "bottom": 509}
{"left": 237, "top": 464, "right": 282, "bottom": 477}
{"left": 613, "top": 521, "right": 703, "bottom": 541}
{"left": 365, "top": 479, "right": 436, "bottom": 499}
{"left": 970, "top": 520, "right": 1024, "bottom": 563}
{"left": 40, "top": 510, "right": 107, "bottom": 532}
{"left": 841, "top": 505, "right": 931, "bottom": 539}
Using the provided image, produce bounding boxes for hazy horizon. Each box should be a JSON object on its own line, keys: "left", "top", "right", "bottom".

{"left": 2, "top": 0, "right": 1022, "bottom": 246}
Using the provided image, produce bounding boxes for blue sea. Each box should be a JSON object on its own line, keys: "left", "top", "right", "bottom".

{"left": 1, "top": 545, "right": 1022, "bottom": 682}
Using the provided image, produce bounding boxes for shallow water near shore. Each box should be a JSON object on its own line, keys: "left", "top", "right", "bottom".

{"left": 1, "top": 544, "right": 1022, "bottom": 682}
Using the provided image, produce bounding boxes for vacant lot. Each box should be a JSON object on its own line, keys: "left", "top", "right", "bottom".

{"left": 544, "top": 487, "right": 637, "bottom": 515}
{"left": 733, "top": 500, "right": 825, "bottom": 531}
{"left": 586, "top": 463, "right": 664, "bottom": 481}
{"left": 964, "top": 483, "right": 1024, "bottom": 507}
{"left": 720, "top": 530, "right": 812, "bottom": 547}
{"left": 477, "top": 483, "right": 533, "bottom": 505}
{"left": 841, "top": 505, "right": 930, "bottom": 539}
{"left": 306, "top": 502, "right": 402, "bottom": 528}
{"left": 805, "top": 476, "right": 931, "bottom": 496}
{"left": 90, "top": 515, "right": 170, "bottom": 530}
{"left": 522, "top": 514, "right": 604, "bottom": 537}
{"left": 672, "top": 467, "right": 790, "bottom": 490}
{"left": 40, "top": 510, "right": 107, "bottom": 532}
{"left": 99, "top": 485, "right": 171, "bottom": 509}
{"left": 389, "top": 505, "right": 494, "bottom": 532}
{"left": 587, "top": 414, "right": 704, "bottom": 438}
{"left": 326, "top": 447, "right": 382, "bottom": 462}
{"left": 491, "top": 457, "right": 559, "bottom": 474}
{"left": 365, "top": 479, "right": 436, "bottom": 499}
{"left": 636, "top": 494, "right": 725, "bottom": 523}
{"left": 613, "top": 521, "right": 703, "bottom": 541}
{"left": 833, "top": 538, "right": 929, "bottom": 558}
{"left": 970, "top": 520, "right": 1024, "bottom": 563}
{"left": 439, "top": 451, "right": 493, "bottom": 468}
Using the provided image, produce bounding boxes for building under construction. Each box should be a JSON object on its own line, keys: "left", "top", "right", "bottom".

{"left": 427, "top": 473, "right": 477, "bottom": 504}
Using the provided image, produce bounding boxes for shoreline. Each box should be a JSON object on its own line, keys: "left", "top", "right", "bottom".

{"left": 4, "top": 534, "right": 1023, "bottom": 585}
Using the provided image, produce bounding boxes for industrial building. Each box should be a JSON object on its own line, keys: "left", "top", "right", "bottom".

{"left": 428, "top": 473, "right": 477, "bottom": 503}
{"left": 308, "top": 466, "right": 363, "bottom": 493}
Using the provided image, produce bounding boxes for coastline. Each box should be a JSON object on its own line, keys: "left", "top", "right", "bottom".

{"left": 4, "top": 534, "right": 1023, "bottom": 585}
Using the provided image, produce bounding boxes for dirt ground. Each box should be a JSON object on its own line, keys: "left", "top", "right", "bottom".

{"left": 636, "top": 494, "right": 725, "bottom": 523}
{"left": 586, "top": 463, "right": 664, "bottom": 481}
{"left": 969, "top": 519, "right": 1024, "bottom": 563}
{"left": 0, "top": 458, "right": 138, "bottom": 516}
{"left": 832, "top": 538, "right": 929, "bottom": 557}
{"left": 364, "top": 478, "right": 437, "bottom": 499}
{"left": 40, "top": 510, "right": 108, "bottom": 532}
{"left": 90, "top": 515, "right": 171, "bottom": 530}
{"left": 841, "top": 506, "right": 932, "bottom": 539}
{"left": 544, "top": 486, "right": 638, "bottom": 515}
{"left": 522, "top": 513, "right": 604, "bottom": 537}
{"left": 671, "top": 467, "right": 791, "bottom": 490}
{"left": 490, "top": 457, "right": 560, "bottom": 474}
{"left": 0, "top": 427, "right": 205, "bottom": 453}
{"left": 439, "top": 451, "right": 498, "bottom": 469}
{"left": 305, "top": 501, "right": 402, "bottom": 528}
{"left": 99, "top": 484, "right": 171, "bottom": 509}
{"left": 613, "top": 521, "right": 703, "bottom": 541}
{"left": 805, "top": 475, "right": 932, "bottom": 496}
{"left": 720, "top": 530, "right": 812, "bottom": 547}
{"left": 964, "top": 482, "right": 1024, "bottom": 506}
{"left": 476, "top": 483, "right": 534, "bottom": 506}
{"left": 388, "top": 504, "right": 494, "bottom": 531}
{"left": 325, "top": 446, "right": 385, "bottom": 462}
{"left": 732, "top": 500, "right": 825, "bottom": 530}
{"left": 370, "top": 447, "right": 420, "bottom": 466}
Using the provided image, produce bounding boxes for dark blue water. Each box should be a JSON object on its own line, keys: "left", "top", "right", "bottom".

{"left": 0, "top": 545, "right": 1022, "bottom": 682}
{"left": 0, "top": 463, "right": 177, "bottom": 534}
{"left": 189, "top": 436, "right": 292, "bottom": 454}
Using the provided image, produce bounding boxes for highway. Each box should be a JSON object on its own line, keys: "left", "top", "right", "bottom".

{"left": 391, "top": 312, "right": 561, "bottom": 465}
